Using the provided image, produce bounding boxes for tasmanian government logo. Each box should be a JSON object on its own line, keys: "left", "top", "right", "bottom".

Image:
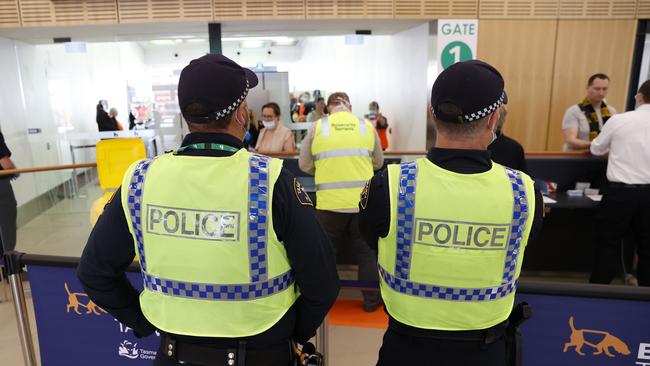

{"left": 563, "top": 316, "right": 631, "bottom": 358}
{"left": 118, "top": 341, "right": 139, "bottom": 359}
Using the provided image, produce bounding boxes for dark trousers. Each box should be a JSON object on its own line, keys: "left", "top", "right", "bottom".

{"left": 590, "top": 185, "right": 650, "bottom": 286}
{"left": 153, "top": 353, "right": 292, "bottom": 366}
{"left": 0, "top": 179, "right": 17, "bottom": 253}
{"left": 316, "top": 210, "right": 379, "bottom": 305}
{"left": 376, "top": 328, "right": 507, "bottom": 366}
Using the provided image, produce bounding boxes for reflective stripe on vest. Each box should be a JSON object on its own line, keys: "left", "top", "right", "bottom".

{"left": 378, "top": 161, "right": 528, "bottom": 301}
{"left": 313, "top": 148, "right": 372, "bottom": 161}
{"left": 126, "top": 154, "right": 295, "bottom": 301}
{"left": 315, "top": 180, "right": 368, "bottom": 191}
{"left": 320, "top": 116, "right": 367, "bottom": 137}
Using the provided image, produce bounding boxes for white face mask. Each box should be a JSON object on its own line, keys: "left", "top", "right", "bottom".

{"left": 262, "top": 121, "right": 276, "bottom": 129}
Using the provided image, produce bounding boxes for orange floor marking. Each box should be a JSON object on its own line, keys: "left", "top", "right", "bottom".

{"left": 327, "top": 300, "right": 388, "bottom": 329}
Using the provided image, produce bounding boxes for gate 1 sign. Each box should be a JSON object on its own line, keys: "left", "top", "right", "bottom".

{"left": 437, "top": 20, "right": 478, "bottom": 70}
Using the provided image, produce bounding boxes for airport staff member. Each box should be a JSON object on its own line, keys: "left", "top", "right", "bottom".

{"left": 299, "top": 92, "right": 384, "bottom": 312}
{"left": 359, "top": 60, "right": 543, "bottom": 365}
{"left": 78, "top": 54, "right": 339, "bottom": 366}
{"left": 589, "top": 80, "right": 650, "bottom": 287}
{"left": 562, "top": 74, "right": 617, "bottom": 151}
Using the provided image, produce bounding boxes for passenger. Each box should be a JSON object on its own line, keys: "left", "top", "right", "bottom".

{"left": 488, "top": 101, "right": 528, "bottom": 173}
{"left": 307, "top": 97, "right": 326, "bottom": 122}
{"left": 299, "top": 92, "right": 384, "bottom": 312}
{"left": 365, "top": 101, "right": 389, "bottom": 151}
{"left": 562, "top": 73, "right": 617, "bottom": 151}
{"left": 255, "top": 102, "right": 296, "bottom": 153}
{"left": 109, "top": 108, "right": 124, "bottom": 131}
{"left": 360, "top": 60, "right": 543, "bottom": 365}
{"left": 589, "top": 79, "right": 650, "bottom": 287}
{"left": 0, "top": 129, "right": 18, "bottom": 254}
{"left": 77, "top": 54, "right": 339, "bottom": 366}
{"left": 96, "top": 101, "right": 118, "bottom": 131}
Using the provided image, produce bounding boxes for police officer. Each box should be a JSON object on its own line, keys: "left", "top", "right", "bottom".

{"left": 359, "top": 60, "right": 543, "bottom": 365}
{"left": 78, "top": 54, "right": 340, "bottom": 366}
{"left": 299, "top": 92, "right": 384, "bottom": 311}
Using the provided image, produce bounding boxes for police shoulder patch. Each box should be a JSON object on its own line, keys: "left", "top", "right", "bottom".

{"left": 294, "top": 178, "right": 313, "bottom": 206}
{"left": 360, "top": 180, "right": 370, "bottom": 210}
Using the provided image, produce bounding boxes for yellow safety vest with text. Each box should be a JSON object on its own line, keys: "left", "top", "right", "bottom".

{"left": 378, "top": 158, "right": 534, "bottom": 331}
{"left": 311, "top": 111, "right": 375, "bottom": 211}
{"left": 121, "top": 149, "right": 297, "bottom": 337}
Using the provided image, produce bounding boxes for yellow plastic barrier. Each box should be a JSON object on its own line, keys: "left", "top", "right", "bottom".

{"left": 90, "top": 138, "right": 146, "bottom": 226}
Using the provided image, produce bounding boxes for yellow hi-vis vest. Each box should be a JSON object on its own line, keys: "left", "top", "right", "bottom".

{"left": 311, "top": 111, "right": 376, "bottom": 211}
{"left": 121, "top": 149, "right": 297, "bottom": 338}
{"left": 378, "top": 158, "right": 535, "bottom": 331}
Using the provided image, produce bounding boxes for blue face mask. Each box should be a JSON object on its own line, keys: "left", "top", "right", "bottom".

{"left": 368, "top": 111, "right": 377, "bottom": 119}
{"left": 244, "top": 131, "right": 251, "bottom": 143}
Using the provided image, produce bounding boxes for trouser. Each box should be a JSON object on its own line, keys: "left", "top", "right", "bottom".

{"left": 590, "top": 184, "right": 650, "bottom": 286}
{"left": 376, "top": 328, "right": 507, "bottom": 366}
{"left": 0, "top": 179, "right": 17, "bottom": 254}
{"left": 315, "top": 210, "right": 380, "bottom": 305}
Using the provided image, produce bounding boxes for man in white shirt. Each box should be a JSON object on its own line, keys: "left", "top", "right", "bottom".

{"left": 562, "top": 74, "right": 617, "bottom": 151}
{"left": 589, "top": 80, "right": 650, "bottom": 287}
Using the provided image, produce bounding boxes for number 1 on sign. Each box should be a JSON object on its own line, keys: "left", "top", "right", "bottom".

{"left": 449, "top": 45, "right": 461, "bottom": 63}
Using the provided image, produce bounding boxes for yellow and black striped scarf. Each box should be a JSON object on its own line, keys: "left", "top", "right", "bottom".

{"left": 578, "top": 98, "right": 611, "bottom": 141}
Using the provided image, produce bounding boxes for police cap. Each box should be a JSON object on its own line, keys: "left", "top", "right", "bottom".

{"left": 178, "top": 54, "right": 259, "bottom": 123}
{"left": 430, "top": 60, "right": 506, "bottom": 124}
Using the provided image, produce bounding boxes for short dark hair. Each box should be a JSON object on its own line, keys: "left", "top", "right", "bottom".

{"left": 434, "top": 116, "right": 489, "bottom": 138}
{"left": 588, "top": 73, "right": 609, "bottom": 86}
{"left": 327, "top": 92, "right": 350, "bottom": 107}
{"left": 262, "top": 102, "right": 281, "bottom": 117}
{"left": 638, "top": 80, "right": 650, "bottom": 103}
{"left": 369, "top": 101, "right": 379, "bottom": 110}
{"left": 316, "top": 97, "right": 325, "bottom": 103}
{"left": 183, "top": 103, "right": 232, "bottom": 130}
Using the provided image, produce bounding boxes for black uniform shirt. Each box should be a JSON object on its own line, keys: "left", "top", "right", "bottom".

{"left": 488, "top": 131, "right": 528, "bottom": 174}
{"left": 77, "top": 132, "right": 339, "bottom": 347}
{"left": 0, "top": 132, "right": 12, "bottom": 180}
{"left": 359, "top": 147, "right": 543, "bottom": 334}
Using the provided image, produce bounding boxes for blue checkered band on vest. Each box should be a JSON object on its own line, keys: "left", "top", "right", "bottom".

{"left": 379, "top": 162, "right": 528, "bottom": 302}
{"left": 127, "top": 155, "right": 295, "bottom": 301}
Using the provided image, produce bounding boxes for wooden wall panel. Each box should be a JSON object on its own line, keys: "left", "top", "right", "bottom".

{"left": 215, "top": 0, "right": 304, "bottom": 20}
{"left": 477, "top": 20, "right": 558, "bottom": 151}
{"left": 637, "top": 0, "right": 650, "bottom": 18}
{"left": 119, "top": 0, "right": 212, "bottom": 23}
{"left": 0, "top": 0, "right": 21, "bottom": 27}
{"left": 305, "top": 0, "right": 393, "bottom": 19}
{"left": 546, "top": 19, "right": 637, "bottom": 150}
{"left": 20, "top": 0, "right": 117, "bottom": 26}
{"left": 558, "top": 0, "right": 636, "bottom": 19}
{"left": 394, "top": 0, "right": 478, "bottom": 18}
{"left": 479, "top": 0, "right": 559, "bottom": 18}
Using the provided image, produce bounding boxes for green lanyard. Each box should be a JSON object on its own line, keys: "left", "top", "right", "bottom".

{"left": 174, "top": 143, "right": 240, "bottom": 154}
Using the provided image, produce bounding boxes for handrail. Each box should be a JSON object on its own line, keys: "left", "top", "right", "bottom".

{"left": 18, "top": 253, "right": 650, "bottom": 301}
{"left": 0, "top": 162, "right": 97, "bottom": 176}
{"left": 0, "top": 150, "right": 597, "bottom": 176}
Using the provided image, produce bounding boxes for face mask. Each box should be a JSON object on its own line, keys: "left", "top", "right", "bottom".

{"left": 368, "top": 111, "right": 377, "bottom": 119}
{"left": 235, "top": 109, "right": 250, "bottom": 138}
{"left": 262, "top": 121, "right": 276, "bottom": 129}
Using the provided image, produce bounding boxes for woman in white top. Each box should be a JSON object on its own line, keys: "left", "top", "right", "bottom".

{"left": 255, "top": 102, "right": 296, "bottom": 153}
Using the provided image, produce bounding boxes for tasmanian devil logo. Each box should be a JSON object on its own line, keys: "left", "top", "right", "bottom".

{"left": 64, "top": 282, "right": 107, "bottom": 316}
{"left": 563, "top": 316, "right": 631, "bottom": 358}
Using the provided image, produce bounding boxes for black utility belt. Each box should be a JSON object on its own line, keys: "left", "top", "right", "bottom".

{"left": 162, "top": 335, "right": 293, "bottom": 366}
{"left": 609, "top": 182, "right": 650, "bottom": 189}
{"left": 388, "top": 319, "right": 508, "bottom": 344}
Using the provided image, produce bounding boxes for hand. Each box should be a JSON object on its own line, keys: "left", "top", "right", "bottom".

{"left": 10, "top": 173, "right": 19, "bottom": 181}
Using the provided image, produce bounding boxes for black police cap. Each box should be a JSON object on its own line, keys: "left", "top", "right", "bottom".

{"left": 178, "top": 54, "right": 259, "bottom": 123}
{"left": 431, "top": 60, "right": 505, "bottom": 124}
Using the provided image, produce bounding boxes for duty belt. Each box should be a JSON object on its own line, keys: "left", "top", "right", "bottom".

{"left": 162, "top": 335, "right": 293, "bottom": 366}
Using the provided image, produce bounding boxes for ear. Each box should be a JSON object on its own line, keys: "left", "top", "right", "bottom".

{"left": 488, "top": 109, "right": 500, "bottom": 131}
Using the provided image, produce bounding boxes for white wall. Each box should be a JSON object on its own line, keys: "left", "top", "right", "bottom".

{"left": 0, "top": 38, "right": 149, "bottom": 206}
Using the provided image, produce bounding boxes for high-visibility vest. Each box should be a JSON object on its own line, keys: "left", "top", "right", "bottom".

{"left": 311, "top": 111, "right": 375, "bottom": 211}
{"left": 378, "top": 158, "right": 535, "bottom": 331}
{"left": 121, "top": 149, "right": 297, "bottom": 337}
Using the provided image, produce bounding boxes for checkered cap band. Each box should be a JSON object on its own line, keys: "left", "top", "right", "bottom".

{"left": 383, "top": 164, "right": 529, "bottom": 301}
{"left": 210, "top": 79, "right": 250, "bottom": 120}
{"left": 464, "top": 92, "right": 506, "bottom": 122}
